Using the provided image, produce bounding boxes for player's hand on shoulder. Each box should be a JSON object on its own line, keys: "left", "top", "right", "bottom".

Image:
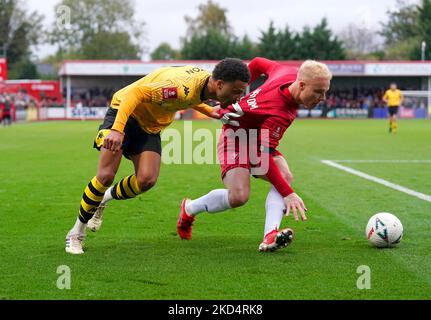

{"left": 283, "top": 193, "right": 308, "bottom": 222}
{"left": 103, "top": 130, "right": 124, "bottom": 153}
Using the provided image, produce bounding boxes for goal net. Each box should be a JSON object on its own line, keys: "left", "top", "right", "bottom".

{"left": 401, "top": 91, "right": 430, "bottom": 118}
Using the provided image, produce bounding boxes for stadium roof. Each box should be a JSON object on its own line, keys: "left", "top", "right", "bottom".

{"left": 59, "top": 60, "right": 218, "bottom": 77}
{"left": 59, "top": 60, "right": 431, "bottom": 77}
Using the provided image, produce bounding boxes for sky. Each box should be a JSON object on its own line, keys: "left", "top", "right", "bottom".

{"left": 26, "top": 0, "right": 420, "bottom": 61}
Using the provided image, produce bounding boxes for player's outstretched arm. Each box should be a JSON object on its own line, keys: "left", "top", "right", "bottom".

{"left": 283, "top": 193, "right": 308, "bottom": 222}
{"left": 112, "top": 85, "right": 153, "bottom": 133}
{"left": 264, "top": 153, "right": 308, "bottom": 222}
{"left": 193, "top": 103, "right": 222, "bottom": 119}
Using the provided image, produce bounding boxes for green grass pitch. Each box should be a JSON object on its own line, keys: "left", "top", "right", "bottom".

{"left": 0, "top": 119, "right": 430, "bottom": 300}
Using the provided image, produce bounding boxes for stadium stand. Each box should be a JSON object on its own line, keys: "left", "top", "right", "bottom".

{"left": 1, "top": 60, "right": 430, "bottom": 122}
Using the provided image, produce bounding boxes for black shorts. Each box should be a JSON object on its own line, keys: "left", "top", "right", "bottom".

{"left": 388, "top": 106, "right": 399, "bottom": 117}
{"left": 93, "top": 108, "right": 161, "bottom": 159}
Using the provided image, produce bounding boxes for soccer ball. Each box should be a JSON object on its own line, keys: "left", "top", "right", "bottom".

{"left": 365, "top": 212, "right": 403, "bottom": 248}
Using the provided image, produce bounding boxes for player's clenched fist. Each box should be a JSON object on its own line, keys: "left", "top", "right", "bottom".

{"left": 103, "top": 130, "right": 124, "bottom": 153}
{"left": 283, "top": 193, "right": 308, "bottom": 222}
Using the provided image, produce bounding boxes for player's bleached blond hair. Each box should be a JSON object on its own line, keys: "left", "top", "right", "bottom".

{"left": 298, "top": 60, "right": 332, "bottom": 82}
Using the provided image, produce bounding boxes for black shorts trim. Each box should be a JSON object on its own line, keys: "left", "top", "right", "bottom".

{"left": 93, "top": 108, "right": 162, "bottom": 159}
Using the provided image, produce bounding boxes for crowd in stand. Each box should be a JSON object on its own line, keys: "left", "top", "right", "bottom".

{"left": 0, "top": 91, "right": 33, "bottom": 109}
{"left": 73, "top": 86, "right": 429, "bottom": 112}
{"left": 0, "top": 91, "right": 41, "bottom": 124}
{"left": 0, "top": 91, "right": 61, "bottom": 110}
{"left": 69, "top": 87, "right": 115, "bottom": 108}
{"left": 0, "top": 94, "right": 14, "bottom": 125}
{"left": 320, "top": 88, "right": 387, "bottom": 110}
{"left": 317, "top": 87, "right": 428, "bottom": 112}
{"left": 2, "top": 86, "right": 425, "bottom": 121}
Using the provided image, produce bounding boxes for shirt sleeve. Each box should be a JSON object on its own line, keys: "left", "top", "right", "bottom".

{"left": 192, "top": 103, "right": 214, "bottom": 117}
{"left": 112, "top": 80, "right": 179, "bottom": 133}
{"left": 266, "top": 154, "right": 295, "bottom": 197}
{"left": 260, "top": 116, "right": 294, "bottom": 197}
{"left": 248, "top": 57, "right": 279, "bottom": 84}
{"left": 112, "top": 84, "right": 153, "bottom": 133}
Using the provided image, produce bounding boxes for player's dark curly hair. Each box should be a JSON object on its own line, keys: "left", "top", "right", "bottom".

{"left": 212, "top": 58, "right": 250, "bottom": 83}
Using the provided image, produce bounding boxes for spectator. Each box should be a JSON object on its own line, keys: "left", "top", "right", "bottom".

{"left": 1, "top": 95, "right": 13, "bottom": 126}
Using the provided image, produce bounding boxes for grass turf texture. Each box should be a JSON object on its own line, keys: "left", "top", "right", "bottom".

{"left": 0, "top": 119, "right": 430, "bottom": 300}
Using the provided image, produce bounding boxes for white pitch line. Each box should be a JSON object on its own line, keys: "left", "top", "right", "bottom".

{"left": 321, "top": 160, "right": 431, "bottom": 203}
{"left": 331, "top": 160, "right": 431, "bottom": 163}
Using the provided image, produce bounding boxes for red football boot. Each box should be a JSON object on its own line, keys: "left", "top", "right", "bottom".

{"left": 177, "top": 199, "right": 195, "bottom": 240}
{"left": 259, "top": 228, "right": 294, "bottom": 252}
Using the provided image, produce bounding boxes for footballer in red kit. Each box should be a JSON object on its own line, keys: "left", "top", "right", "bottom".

{"left": 217, "top": 57, "right": 300, "bottom": 197}
{"left": 178, "top": 57, "right": 332, "bottom": 252}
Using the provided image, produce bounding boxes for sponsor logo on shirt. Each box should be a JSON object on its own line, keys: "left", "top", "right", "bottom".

{"left": 271, "top": 126, "right": 282, "bottom": 139}
{"left": 163, "top": 88, "right": 178, "bottom": 100}
{"left": 247, "top": 88, "right": 262, "bottom": 110}
{"left": 183, "top": 85, "right": 190, "bottom": 97}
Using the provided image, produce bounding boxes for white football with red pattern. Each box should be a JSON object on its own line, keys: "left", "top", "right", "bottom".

{"left": 365, "top": 213, "right": 403, "bottom": 248}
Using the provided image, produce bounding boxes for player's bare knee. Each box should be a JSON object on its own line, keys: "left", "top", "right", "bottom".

{"left": 97, "top": 172, "right": 116, "bottom": 187}
{"left": 229, "top": 189, "right": 250, "bottom": 208}
{"left": 137, "top": 175, "right": 158, "bottom": 192}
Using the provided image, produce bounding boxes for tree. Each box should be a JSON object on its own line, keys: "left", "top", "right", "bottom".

{"left": 277, "top": 26, "right": 297, "bottom": 59}
{"left": 181, "top": 28, "right": 233, "bottom": 60}
{"left": 231, "top": 35, "right": 258, "bottom": 60}
{"left": 181, "top": 0, "right": 233, "bottom": 60}
{"left": 258, "top": 22, "right": 297, "bottom": 59}
{"left": 0, "top": 0, "right": 43, "bottom": 78}
{"left": 257, "top": 22, "right": 280, "bottom": 59}
{"left": 257, "top": 19, "right": 345, "bottom": 60}
{"left": 380, "top": 0, "right": 419, "bottom": 45}
{"left": 339, "top": 24, "right": 382, "bottom": 59}
{"left": 416, "top": 0, "right": 431, "bottom": 59}
{"left": 80, "top": 32, "right": 141, "bottom": 60}
{"left": 9, "top": 58, "right": 38, "bottom": 79}
{"left": 49, "top": 0, "right": 145, "bottom": 60}
{"left": 379, "top": 0, "right": 421, "bottom": 59}
{"left": 184, "top": 0, "right": 231, "bottom": 38}
{"left": 379, "top": 0, "right": 431, "bottom": 60}
{"left": 151, "top": 43, "right": 180, "bottom": 61}
{"left": 385, "top": 37, "right": 421, "bottom": 59}
{"left": 296, "top": 19, "right": 346, "bottom": 60}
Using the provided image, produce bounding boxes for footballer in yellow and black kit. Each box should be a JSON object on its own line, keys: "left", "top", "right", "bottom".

{"left": 94, "top": 65, "right": 216, "bottom": 158}
{"left": 66, "top": 58, "right": 251, "bottom": 255}
{"left": 383, "top": 88, "right": 403, "bottom": 117}
{"left": 383, "top": 84, "right": 403, "bottom": 134}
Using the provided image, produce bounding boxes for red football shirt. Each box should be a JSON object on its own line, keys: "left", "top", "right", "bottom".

{"left": 220, "top": 57, "right": 299, "bottom": 150}
{"left": 219, "top": 57, "right": 300, "bottom": 197}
